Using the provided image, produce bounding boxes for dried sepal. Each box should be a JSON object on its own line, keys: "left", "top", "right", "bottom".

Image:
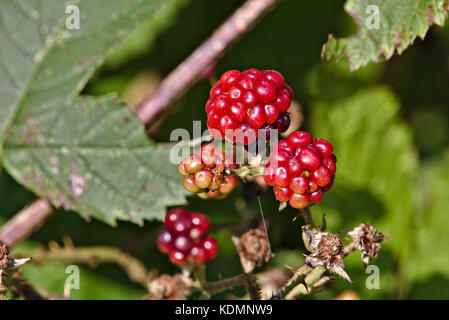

{"left": 148, "top": 274, "right": 192, "bottom": 300}
{"left": 302, "top": 226, "right": 352, "bottom": 282}
{"left": 232, "top": 224, "right": 271, "bottom": 274}
{"left": 345, "top": 223, "right": 387, "bottom": 265}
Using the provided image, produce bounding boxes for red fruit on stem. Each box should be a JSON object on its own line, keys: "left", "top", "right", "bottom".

{"left": 202, "top": 237, "right": 218, "bottom": 260}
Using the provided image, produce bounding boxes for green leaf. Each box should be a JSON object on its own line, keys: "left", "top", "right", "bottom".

{"left": 0, "top": 0, "right": 190, "bottom": 225}
{"left": 322, "top": 0, "right": 449, "bottom": 71}
{"left": 405, "top": 153, "right": 449, "bottom": 298}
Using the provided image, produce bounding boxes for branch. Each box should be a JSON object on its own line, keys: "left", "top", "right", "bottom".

{"left": 0, "top": 199, "right": 54, "bottom": 247}
{"left": 136, "top": 0, "right": 278, "bottom": 125}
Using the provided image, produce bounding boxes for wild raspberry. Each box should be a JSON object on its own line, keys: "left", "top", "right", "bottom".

{"left": 157, "top": 208, "right": 218, "bottom": 265}
{"left": 206, "top": 69, "right": 294, "bottom": 145}
{"left": 179, "top": 143, "right": 238, "bottom": 199}
{"left": 263, "top": 131, "right": 336, "bottom": 209}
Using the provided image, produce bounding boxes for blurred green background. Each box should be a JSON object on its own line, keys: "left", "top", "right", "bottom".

{"left": 1, "top": 0, "right": 449, "bottom": 299}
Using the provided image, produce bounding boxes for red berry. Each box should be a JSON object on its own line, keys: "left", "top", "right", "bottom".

{"left": 308, "top": 179, "right": 319, "bottom": 193}
{"left": 274, "top": 185, "right": 292, "bottom": 202}
{"left": 191, "top": 212, "right": 210, "bottom": 234}
{"left": 202, "top": 237, "right": 218, "bottom": 260}
{"left": 241, "top": 90, "right": 258, "bottom": 107}
{"left": 183, "top": 175, "right": 200, "bottom": 193}
{"left": 243, "top": 68, "right": 262, "bottom": 80}
{"left": 190, "top": 246, "right": 208, "bottom": 264}
{"left": 210, "top": 84, "right": 225, "bottom": 98}
{"left": 263, "top": 131, "right": 336, "bottom": 210}
{"left": 264, "top": 70, "right": 285, "bottom": 89}
{"left": 194, "top": 169, "right": 213, "bottom": 189}
{"left": 274, "top": 166, "right": 290, "bottom": 187}
{"left": 322, "top": 156, "right": 336, "bottom": 175}
{"left": 161, "top": 209, "right": 218, "bottom": 266}
{"left": 289, "top": 175, "right": 309, "bottom": 194}
{"left": 246, "top": 104, "right": 266, "bottom": 129}
{"left": 311, "top": 165, "right": 331, "bottom": 187}
{"left": 275, "top": 89, "right": 292, "bottom": 112}
{"left": 298, "top": 146, "right": 322, "bottom": 171}
{"left": 288, "top": 131, "right": 312, "bottom": 149}
{"left": 157, "top": 229, "right": 174, "bottom": 254}
{"left": 263, "top": 165, "right": 275, "bottom": 186}
{"left": 165, "top": 208, "right": 189, "bottom": 230}
{"left": 289, "top": 193, "right": 309, "bottom": 209}
{"left": 228, "top": 85, "right": 244, "bottom": 101}
{"left": 288, "top": 158, "right": 302, "bottom": 176}
{"left": 229, "top": 102, "right": 246, "bottom": 122}
{"left": 214, "top": 96, "right": 229, "bottom": 116}
{"left": 219, "top": 175, "right": 238, "bottom": 194}
{"left": 174, "top": 235, "right": 194, "bottom": 253}
{"left": 310, "top": 189, "right": 323, "bottom": 203}
{"left": 264, "top": 103, "right": 280, "bottom": 124}
{"left": 206, "top": 69, "right": 293, "bottom": 145}
{"left": 183, "top": 154, "right": 203, "bottom": 175}
{"left": 312, "top": 138, "right": 334, "bottom": 158}
{"left": 170, "top": 250, "right": 187, "bottom": 265}
{"left": 220, "top": 70, "right": 241, "bottom": 90}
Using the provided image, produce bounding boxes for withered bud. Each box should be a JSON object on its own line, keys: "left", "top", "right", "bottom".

{"left": 148, "top": 274, "right": 192, "bottom": 300}
{"left": 346, "top": 223, "right": 387, "bottom": 265}
{"left": 0, "top": 240, "right": 10, "bottom": 270}
{"left": 232, "top": 224, "right": 271, "bottom": 274}
{"left": 302, "top": 226, "right": 351, "bottom": 282}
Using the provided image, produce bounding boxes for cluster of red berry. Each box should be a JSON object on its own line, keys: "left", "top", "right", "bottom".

{"left": 178, "top": 143, "right": 239, "bottom": 198}
{"left": 206, "top": 69, "right": 293, "bottom": 145}
{"left": 263, "top": 131, "right": 336, "bottom": 209}
{"left": 157, "top": 208, "right": 218, "bottom": 265}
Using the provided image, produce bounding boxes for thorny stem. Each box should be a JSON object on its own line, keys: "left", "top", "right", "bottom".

{"left": 0, "top": 0, "right": 279, "bottom": 250}
{"left": 278, "top": 265, "right": 330, "bottom": 300}
{"left": 136, "top": 0, "right": 278, "bottom": 125}
{"left": 193, "top": 265, "right": 260, "bottom": 298}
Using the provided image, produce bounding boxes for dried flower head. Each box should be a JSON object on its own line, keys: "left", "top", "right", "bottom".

{"left": 346, "top": 223, "right": 387, "bottom": 265}
{"left": 232, "top": 224, "right": 271, "bottom": 273}
{"left": 0, "top": 240, "right": 9, "bottom": 270}
{"left": 302, "top": 226, "right": 351, "bottom": 282}
{"left": 148, "top": 274, "right": 192, "bottom": 300}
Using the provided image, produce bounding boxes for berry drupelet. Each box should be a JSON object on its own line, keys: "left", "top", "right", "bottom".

{"left": 179, "top": 143, "right": 239, "bottom": 199}
{"left": 206, "top": 69, "right": 294, "bottom": 145}
{"left": 263, "top": 131, "right": 336, "bottom": 209}
{"left": 157, "top": 208, "right": 218, "bottom": 265}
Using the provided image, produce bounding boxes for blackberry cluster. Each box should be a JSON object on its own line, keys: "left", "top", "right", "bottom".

{"left": 263, "top": 131, "right": 336, "bottom": 209}
{"left": 157, "top": 208, "right": 218, "bottom": 265}
{"left": 206, "top": 69, "right": 294, "bottom": 145}
{"left": 178, "top": 143, "right": 239, "bottom": 199}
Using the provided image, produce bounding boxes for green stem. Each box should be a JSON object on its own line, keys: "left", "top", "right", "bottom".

{"left": 301, "top": 206, "right": 315, "bottom": 228}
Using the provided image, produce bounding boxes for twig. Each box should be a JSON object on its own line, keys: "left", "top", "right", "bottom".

{"left": 0, "top": 0, "right": 279, "bottom": 249}
{"left": 0, "top": 199, "right": 54, "bottom": 247}
{"left": 16, "top": 246, "right": 150, "bottom": 288}
{"left": 136, "top": 0, "right": 278, "bottom": 125}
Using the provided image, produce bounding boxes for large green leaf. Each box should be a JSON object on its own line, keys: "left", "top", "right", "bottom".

{"left": 0, "top": 0, "right": 190, "bottom": 225}
{"left": 322, "top": 0, "right": 449, "bottom": 71}
{"left": 405, "top": 153, "right": 449, "bottom": 298}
